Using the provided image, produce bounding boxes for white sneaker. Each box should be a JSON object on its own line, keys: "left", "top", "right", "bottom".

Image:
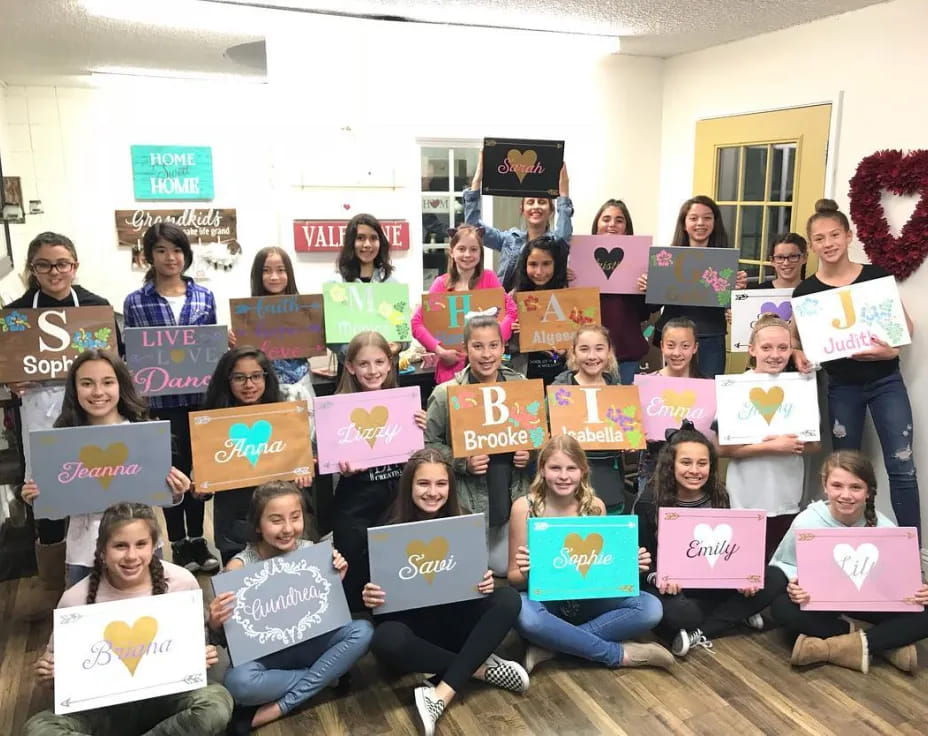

{"left": 671, "top": 628, "right": 714, "bottom": 657}
{"left": 744, "top": 613, "right": 765, "bottom": 630}
{"left": 482, "top": 654, "right": 530, "bottom": 693}
{"left": 414, "top": 685, "right": 445, "bottom": 736}
{"left": 524, "top": 644, "right": 556, "bottom": 674}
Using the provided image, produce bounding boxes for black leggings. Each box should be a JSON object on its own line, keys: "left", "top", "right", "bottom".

{"left": 771, "top": 593, "right": 928, "bottom": 652}
{"left": 153, "top": 407, "right": 205, "bottom": 541}
{"left": 646, "top": 565, "right": 788, "bottom": 639}
{"left": 36, "top": 518, "right": 66, "bottom": 545}
{"left": 371, "top": 587, "right": 521, "bottom": 691}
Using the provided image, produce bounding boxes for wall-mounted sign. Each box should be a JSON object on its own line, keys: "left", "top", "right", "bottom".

{"left": 293, "top": 219, "right": 410, "bottom": 252}
{"left": 130, "top": 145, "right": 214, "bottom": 200}
{"left": 114, "top": 209, "right": 238, "bottom": 249}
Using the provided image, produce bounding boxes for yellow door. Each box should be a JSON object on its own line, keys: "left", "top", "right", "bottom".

{"left": 693, "top": 104, "right": 831, "bottom": 372}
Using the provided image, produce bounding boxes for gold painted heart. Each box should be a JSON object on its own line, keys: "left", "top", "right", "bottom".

{"left": 103, "top": 616, "right": 158, "bottom": 676}
{"left": 349, "top": 406, "right": 389, "bottom": 449}
{"left": 79, "top": 442, "right": 130, "bottom": 489}
{"left": 564, "top": 532, "right": 604, "bottom": 578}
{"left": 661, "top": 389, "right": 696, "bottom": 410}
{"left": 405, "top": 537, "right": 449, "bottom": 584}
{"left": 748, "top": 386, "right": 784, "bottom": 425}
{"left": 506, "top": 148, "right": 538, "bottom": 183}
{"left": 169, "top": 349, "right": 185, "bottom": 364}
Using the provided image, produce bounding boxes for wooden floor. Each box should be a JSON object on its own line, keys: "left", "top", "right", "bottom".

{"left": 3, "top": 570, "right": 928, "bottom": 736}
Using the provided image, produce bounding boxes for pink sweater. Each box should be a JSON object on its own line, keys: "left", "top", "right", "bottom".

{"left": 411, "top": 270, "right": 517, "bottom": 384}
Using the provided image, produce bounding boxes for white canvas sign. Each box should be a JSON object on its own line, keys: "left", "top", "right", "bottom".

{"left": 715, "top": 371, "right": 820, "bottom": 445}
{"left": 730, "top": 288, "right": 794, "bottom": 352}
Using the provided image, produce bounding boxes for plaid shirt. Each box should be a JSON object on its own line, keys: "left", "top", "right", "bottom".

{"left": 123, "top": 279, "right": 217, "bottom": 409}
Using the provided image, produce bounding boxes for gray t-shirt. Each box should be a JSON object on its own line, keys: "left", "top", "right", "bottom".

{"left": 231, "top": 538, "right": 314, "bottom": 566}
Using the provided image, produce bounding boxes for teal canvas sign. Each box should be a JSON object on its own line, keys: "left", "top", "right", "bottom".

{"left": 131, "top": 145, "right": 214, "bottom": 200}
{"left": 322, "top": 282, "right": 411, "bottom": 342}
{"left": 527, "top": 515, "right": 640, "bottom": 601}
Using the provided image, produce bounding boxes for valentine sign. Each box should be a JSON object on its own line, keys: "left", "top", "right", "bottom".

{"left": 420, "top": 288, "right": 506, "bottom": 348}
{"left": 645, "top": 246, "right": 740, "bottom": 308}
{"left": 322, "top": 282, "right": 411, "bottom": 343}
{"left": 53, "top": 589, "right": 206, "bottom": 714}
{"left": 546, "top": 385, "right": 645, "bottom": 450}
{"left": 527, "top": 516, "right": 640, "bottom": 601}
{"left": 791, "top": 276, "right": 910, "bottom": 363}
{"left": 314, "top": 387, "right": 424, "bottom": 474}
{"left": 480, "top": 137, "right": 564, "bottom": 198}
{"left": 515, "top": 287, "right": 601, "bottom": 352}
{"left": 367, "top": 514, "right": 487, "bottom": 614}
{"left": 189, "top": 401, "right": 313, "bottom": 492}
{"left": 130, "top": 145, "right": 213, "bottom": 200}
{"left": 568, "top": 235, "right": 652, "bottom": 295}
{"left": 632, "top": 374, "right": 716, "bottom": 441}
{"left": 293, "top": 219, "right": 410, "bottom": 252}
{"left": 715, "top": 371, "right": 820, "bottom": 445}
{"left": 30, "top": 421, "right": 173, "bottom": 519}
{"left": 115, "top": 209, "right": 237, "bottom": 249}
{"left": 212, "top": 541, "right": 352, "bottom": 665}
{"left": 124, "top": 325, "right": 227, "bottom": 397}
{"left": 730, "top": 288, "right": 794, "bottom": 351}
{"left": 447, "top": 379, "right": 548, "bottom": 457}
{"left": 0, "top": 306, "right": 117, "bottom": 382}
{"left": 796, "top": 527, "right": 923, "bottom": 612}
{"left": 655, "top": 508, "right": 767, "bottom": 589}
{"left": 230, "top": 294, "right": 325, "bottom": 359}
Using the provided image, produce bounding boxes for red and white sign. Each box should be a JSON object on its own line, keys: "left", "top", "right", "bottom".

{"left": 293, "top": 219, "right": 410, "bottom": 252}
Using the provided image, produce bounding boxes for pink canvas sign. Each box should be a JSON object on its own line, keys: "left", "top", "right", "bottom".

{"left": 632, "top": 374, "right": 716, "bottom": 441}
{"left": 568, "top": 235, "right": 652, "bottom": 295}
{"left": 795, "top": 526, "right": 923, "bottom": 612}
{"left": 655, "top": 508, "right": 767, "bottom": 589}
{"left": 314, "top": 387, "right": 424, "bottom": 474}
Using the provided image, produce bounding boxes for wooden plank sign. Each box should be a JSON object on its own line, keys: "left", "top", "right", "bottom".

{"left": 568, "top": 235, "right": 652, "bottom": 295}
{"left": 114, "top": 209, "right": 238, "bottom": 249}
{"left": 420, "top": 288, "right": 506, "bottom": 348}
{"left": 645, "top": 246, "right": 740, "bottom": 308}
{"left": 230, "top": 294, "right": 325, "bottom": 359}
{"left": 322, "top": 282, "right": 411, "bottom": 343}
{"left": 715, "top": 371, "right": 820, "bottom": 445}
{"left": 124, "top": 326, "right": 227, "bottom": 397}
{"left": 515, "top": 287, "right": 601, "bottom": 352}
{"left": 0, "top": 306, "right": 117, "bottom": 382}
{"left": 189, "top": 401, "right": 313, "bottom": 492}
{"left": 447, "top": 379, "right": 547, "bottom": 457}
{"left": 633, "top": 374, "right": 717, "bottom": 441}
{"left": 130, "top": 145, "right": 213, "bottom": 200}
{"left": 53, "top": 589, "right": 206, "bottom": 714}
{"left": 546, "top": 384, "right": 645, "bottom": 450}
{"left": 730, "top": 288, "right": 794, "bottom": 351}
{"left": 481, "top": 137, "right": 564, "bottom": 198}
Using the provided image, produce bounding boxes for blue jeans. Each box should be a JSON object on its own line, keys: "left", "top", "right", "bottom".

{"left": 223, "top": 619, "right": 373, "bottom": 715}
{"left": 827, "top": 370, "right": 921, "bottom": 536}
{"left": 696, "top": 333, "right": 726, "bottom": 377}
{"left": 515, "top": 592, "right": 662, "bottom": 667}
{"left": 618, "top": 360, "right": 639, "bottom": 385}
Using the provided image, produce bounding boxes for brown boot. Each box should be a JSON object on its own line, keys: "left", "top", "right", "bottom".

{"left": 790, "top": 634, "right": 829, "bottom": 666}
{"left": 21, "top": 541, "right": 66, "bottom": 622}
{"left": 825, "top": 631, "right": 869, "bottom": 673}
{"left": 622, "top": 642, "right": 675, "bottom": 670}
{"left": 880, "top": 644, "right": 918, "bottom": 673}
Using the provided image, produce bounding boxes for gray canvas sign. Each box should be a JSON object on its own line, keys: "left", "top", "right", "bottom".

{"left": 645, "top": 246, "right": 740, "bottom": 308}
{"left": 31, "top": 421, "right": 173, "bottom": 519}
{"left": 125, "top": 325, "right": 228, "bottom": 397}
{"left": 212, "top": 541, "right": 352, "bottom": 666}
{"left": 367, "top": 513, "right": 487, "bottom": 614}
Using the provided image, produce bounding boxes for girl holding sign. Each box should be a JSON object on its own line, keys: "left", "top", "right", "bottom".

{"left": 363, "top": 448, "right": 528, "bottom": 736}
{"left": 332, "top": 330, "right": 427, "bottom": 611}
{"left": 411, "top": 225, "right": 518, "bottom": 384}
{"left": 21, "top": 350, "right": 191, "bottom": 586}
{"left": 637, "top": 424, "right": 783, "bottom": 657}
{"left": 508, "top": 435, "right": 672, "bottom": 672}
{"left": 209, "top": 481, "right": 373, "bottom": 732}
{"left": 425, "top": 315, "right": 532, "bottom": 575}
{"left": 792, "top": 199, "right": 920, "bottom": 536}
{"left": 203, "top": 346, "right": 313, "bottom": 564}
{"left": 24, "top": 503, "right": 232, "bottom": 735}
{"left": 123, "top": 222, "right": 220, "bottom": 574}
{"left": 770, "top": 451, "right": 928, "bottom": 672}
{"left": 7, "top": 232, "right": 121, "bottom": 616}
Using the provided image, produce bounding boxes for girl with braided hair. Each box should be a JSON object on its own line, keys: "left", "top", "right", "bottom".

{"left": 770, "top": 451, "right": 928, "bottom": 673}
{"left": 24, "top": 503, "right": 233, "bottom": 735}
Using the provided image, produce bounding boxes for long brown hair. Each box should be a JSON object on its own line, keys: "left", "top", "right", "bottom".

{"left": 335, "top": 331, "right": 398, "bottom": 393}
{"left": 647, "top": 425, "right": 729, "bottom": 516}
{"left": 446, "top": 225, "right": 485, "bottom": 289}
{"left": 251, "top": 246, "right": 298, "bottom": 296}
{"left": 672, "top": 195, "right": 729, "bottom": 248}
{"left": 527, "top": 435, "right": 600, "bottom": 518}
{"left": 246, "top": 480, "right": 308, "bottom": 546}
{"left": 821, "top": 450, "right": 878, "bottom": 527}
{"left": 590, "top": 199, "right": 634, "bottom": 235}
{"left": 660, "top": 317, "right": 704, "bottom": 378}
{"left": 55, "top": 350, "right": 150, "bottom": 428}
{"left": 388, "top": 447, "right": 462, "bottom": 523}
{"left": 336, "top": 213, "right": 393, "bottom": 282}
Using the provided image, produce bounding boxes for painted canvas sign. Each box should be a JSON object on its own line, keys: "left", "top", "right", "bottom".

{"left": 130, "top": 145, "right": 214, "bottom": 200}
{"left": 53, "top": 589, "right": 206, "bottom": 715}
{"left": 527, "top": 516, "right": 639, "bottom": 601}
{"left": 632, "top": 374, "right": 716, "bottom": 441}
{"left": 546, "top": 384, "right": 645, "bottom": 450}
{"left": 730, "top": 288, "right": 794, "bottom": 351}
{"left": 480, "top": 137, "right": 564, "bottom": 198}
{"left": 124, "top": 325, "right": 227, "bottom": 397}
{"left": 367, "top": 514, "right": 487, "bottom": 614}
{"left": 568, "top": 235, "right": 652, "bottom": 295}
{"left": 645, "top": 246, "right": 740, "bottom": 308}
{"left": 447, "top": 379, "right": 548, "bottom": 457}
{"left": 322, "top": 282, "right": 411, "bottom": 343}
{"left": 230, "top": 294, "right": 325, "bottom": 359}
{"left": 515, "top": 287, "right": 601, "bottom": 352}
{"left": 293, "top": 219, "right": 410, "bottom": 252}
{"left": 655, "top": 508, "right": 767, "bottom": 589}
{"left": 114, "top": 209, "right": 237, "bottom": 249}
{"left": 189, "top": 401, "right": 314, "bottom": 492}
{"left": 0, "top": 306, "right": 117, "bottom": 382}
{"left": 420, "top": 288, "right": 506, "bottom": 348}
{"left": 715, "top": 371, "right": 820, "bottom": 445}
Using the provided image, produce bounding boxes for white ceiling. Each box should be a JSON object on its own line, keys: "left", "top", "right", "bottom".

{"left": 0, "top": 0, "right": 888, "bottom": 86}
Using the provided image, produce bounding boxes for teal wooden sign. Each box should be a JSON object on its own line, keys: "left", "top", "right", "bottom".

{"left": 527, "top": 515, "right": 640, "bottom": 601}
{"left": 131, "top": 145, "right": 214, "bottom": 200}
{"left": 322, "top": 282, "right": 411, "bottom": 343}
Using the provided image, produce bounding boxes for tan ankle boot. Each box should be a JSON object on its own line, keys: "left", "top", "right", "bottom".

{"left": 791, "top": 634, "right": 829, "bottom": 666}
{"left": 623, "top": 642, "right": 675, "bottom": 669}
{"left": 880, "top": 644, "right": 918, "bottom": 673}
{"left": 21, "top": 541, "right": 66, "bottom": 622}
{"left": 825, "top": 631, "right": 869, "bottom": 673}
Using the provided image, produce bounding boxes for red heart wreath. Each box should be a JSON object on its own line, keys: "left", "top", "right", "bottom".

{"left": 848, "top": 149, "right": 928, "bottom": 281}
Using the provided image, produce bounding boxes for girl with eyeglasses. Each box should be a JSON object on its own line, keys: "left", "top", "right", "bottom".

{"left": 5, "top": 231, "right": 121, "bottom": 618}
{"left": 753, "top": 233, "right": 808, "bottom": 290}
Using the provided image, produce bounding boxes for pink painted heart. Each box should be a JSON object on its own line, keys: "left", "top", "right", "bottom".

{"left": 343, "top": 203, "right": 351, "bottom": 211}
{"left": 429, "top": 199, "right": 441, "bottom": 209}
{"left": 759, "top": 301, "right": 792, "bottom": 321}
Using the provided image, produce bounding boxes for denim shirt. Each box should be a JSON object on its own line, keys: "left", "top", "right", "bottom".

{"left": 463, "top": 187, "right": 573, "bottom": 292}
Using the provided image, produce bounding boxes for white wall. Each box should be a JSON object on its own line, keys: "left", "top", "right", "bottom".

{"left": 658, "top": 0, "right": 928, "bottom": 534}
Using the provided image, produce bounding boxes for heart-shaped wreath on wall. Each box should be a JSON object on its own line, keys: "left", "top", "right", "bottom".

{"left": 848, "top": 149, "right": 928, "bottom": 281}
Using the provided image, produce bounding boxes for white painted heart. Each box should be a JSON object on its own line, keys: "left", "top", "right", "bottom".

{"left": 692, "top": 523, "right": 733, "bottom": 569}
{"left": 833, "top": 543, "right": 879, "bottom": 591}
